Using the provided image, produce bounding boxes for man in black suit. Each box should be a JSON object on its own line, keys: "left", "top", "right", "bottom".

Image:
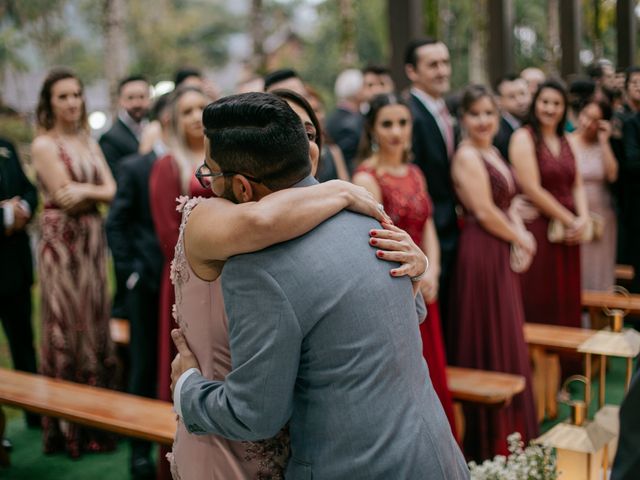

{"left": 326, "top": 68, "right": 364, "bottom": 174}
{"left": 404, "top": 38, "right": 458, "bottom": 346}
{"left": 0, "top": 137, "right": 39, "bottom": 428}
{"left": 100, "top": 75, "right": 151, "bottom": 322}
{"left": 105, "top": 95, "right": 167, "bottom": 479}
{"left": 611, "top": 368, "right": 640, "bottom": 479}
{"left": 493, "top": 74, "right": 531, "bottom": 162}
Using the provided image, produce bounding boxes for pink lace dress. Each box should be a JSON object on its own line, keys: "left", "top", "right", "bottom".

{"left": 168, "top": 197, "right": 289, "bottom": 480}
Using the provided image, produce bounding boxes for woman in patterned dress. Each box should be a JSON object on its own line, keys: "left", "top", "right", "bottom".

{"left": 352, "top": 93, "right": 457, "bottom": 438}
{"left": 31, "top": 68, "right": 117, "bottom": 457}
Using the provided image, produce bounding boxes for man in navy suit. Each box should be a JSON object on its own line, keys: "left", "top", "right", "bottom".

{"left": 493, "top": 74, "right": 531, "bottom": 162}
{"left": 404, "top": 38, "right": 458, "bottom": 348}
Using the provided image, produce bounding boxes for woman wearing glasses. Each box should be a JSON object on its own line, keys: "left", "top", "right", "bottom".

{"left": 168, "top": 91, "right": 429, "bottom": 479}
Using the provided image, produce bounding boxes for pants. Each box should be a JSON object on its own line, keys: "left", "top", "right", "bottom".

{"left": 0, "top": 287, "right": 39, "bottom": 426}
{"left": 127, "top": 281, "right": 159, "bottom": 460}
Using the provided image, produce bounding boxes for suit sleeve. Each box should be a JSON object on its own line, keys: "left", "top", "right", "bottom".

{"left": 7, "top": 142, "right": 38, "bottom": 214}
{"left": 179, "top": 259, "right": 302, "bottom": 441}
{"left": 99, "top": 134, "right": 121, "bottom": 176}
{"left": 148, "top": 155, "right": 182, "bottom": 261}
{"left": 106, "top": 158, "right": 137, "bottom": 278}
{"left": 622, "top": 117, "right": 640, "bottom": 177}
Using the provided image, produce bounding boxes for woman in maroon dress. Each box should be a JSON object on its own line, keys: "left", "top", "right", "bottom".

{"left": 353, "top": 93, "right": 456, "bottom": 438}
{"left": 450, "top": 85, "right": 538, "bottom": 461}
{"left": 510, "top": 80, "right": 589, "bottom": 376}
{"left": 149, "top": 86, "right": 212, "bottom": 404}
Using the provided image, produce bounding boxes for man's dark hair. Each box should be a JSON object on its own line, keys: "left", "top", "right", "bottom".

{"left": 117, "top": 75, "right": 148, "bottom": 94}
{"left": 263, "top": 69, "right": 299, "bottom": 91}
{"left": 492, "top": 73, "right": 520, "bottom": 96}
{"left": 202, "top": 92, "right": 311, "bottom": 190}
{"left": 362, "top": 64, "right": 391, "bottom": 76}
{"left": 625, "top": 66, "right": 640, "bottom": 89}
{"left": 149, "top": 92, "right": 171, "bottom": 121}
{"left": 403, "top": 38, "right": 439, "bottom": 68}
{"left": 174, "top": 68, "right": 201, "bottom": 86}
{"left": 586, "top": 63, "right": 604, "bottom": 81}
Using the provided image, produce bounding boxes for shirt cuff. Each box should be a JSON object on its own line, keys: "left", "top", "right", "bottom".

{"left": 19, "top": 200, "right": 31, "bottom": 216}
{"left": 2, "top": 204, "right": 15, "bottom": 229}
{"left": 173, "top": 368, "right": 201, "bottom": 418}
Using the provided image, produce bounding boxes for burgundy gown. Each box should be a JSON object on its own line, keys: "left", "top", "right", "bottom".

{"left": 355, "top": 162, "right": 457, "bottom": 438}
{"left": 449, "top": 150, "right": 538, "bottom": 461}
{"left": 519, "top": 128, "right": 582, "bottom": 375}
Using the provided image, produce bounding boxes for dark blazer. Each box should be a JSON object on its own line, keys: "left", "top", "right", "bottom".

{"left": 0, "top": 138, "right": 38, "bottom": 295}
{"left": 106, "top": 152, "right": 163, "bottom": 291}
{"left": 99, "top": 118, "right": 139, "bottom": 180}
{"left": 611, "top": 368, "right": 640, "bottom": 479}
{"left": 621, "top": 112, "right": 640, "bottom": 291}
{"left": 407, "top": 93, "right": 459, "bottom": 255}
{"left": 493, "top": 116, "right": 516, "bottom": 162}
{"left": 325, "top": 106, "right": 363, "bottom": 174}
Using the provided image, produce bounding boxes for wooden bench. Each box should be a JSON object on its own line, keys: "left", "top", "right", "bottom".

{"left": 524, "top": 323, "right": 596, "bottom": 422}
{"left": 615, "top": 264, "right": 634, "bottom": 283}
{"left": 0, "top": 368, "right": 176, "bottom": 466}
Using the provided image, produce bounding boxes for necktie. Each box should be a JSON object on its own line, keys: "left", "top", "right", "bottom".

{"left": 439, "top": 103, "right": 454, "bottom": 158}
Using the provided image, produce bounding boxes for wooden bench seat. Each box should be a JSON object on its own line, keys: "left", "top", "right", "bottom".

{"left": 615, "top": 264, "right": 634, "bottom": 282}
{"left": 446, "top": 366, "right": 525, "bottom": 406}
{"left": 0, "top": 368, "right": 176, "bottom": 466}
{"left": 582, "top": 290, "right": 640, "bottom": 317}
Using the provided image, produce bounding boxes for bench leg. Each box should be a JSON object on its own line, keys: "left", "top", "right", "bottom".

{"left": 452, "top": 402, "right": 465, "bottom": 443}
{"left": 545, "top": 354, "right": 560, "bottom": 419}
{"left": 530, "top": 346, "right": 547, "bottom": 422}
{"left": 0, "top": 407, "right": 9, "bottom": 467}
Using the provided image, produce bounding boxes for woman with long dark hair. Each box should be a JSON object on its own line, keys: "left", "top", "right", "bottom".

{"left": 510, "top": 79, "right": 589, "bottom": 375}
{"left": 450, "top": 84, "right": 538, "bottom": 460}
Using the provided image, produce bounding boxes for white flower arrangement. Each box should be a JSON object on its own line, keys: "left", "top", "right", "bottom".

{"left": 468, "top": 432, "right": 558, "bottom": 480}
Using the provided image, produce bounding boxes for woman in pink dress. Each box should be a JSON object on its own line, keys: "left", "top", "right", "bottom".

{"left": 169, "top": 91, "right": 428, "bottom": 479}
{"left": 450, "top": 85, "right": 538, "bottom": 461}
{"left": 510, "top": 79, "right": 590, "bottom": 376}
{"left": 352, "top": 93, "right": 457, "bottom": 438}
{"left": 568, "top": 98, "right": 618, "bottom": 293}
{"left": 32, "top": 68, "right": 118, "bottom": 457}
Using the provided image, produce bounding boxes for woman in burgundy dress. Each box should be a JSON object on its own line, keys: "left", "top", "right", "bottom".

{"left": 149, "top": 86, "right": 213, "bottom": 404}
{"left": 450, "top": 85, "right": 538, "bottom": 461}
{"left": 353, "top": 93, "right": 456, "bottom": 438}
{"left": 510, "top": 80, "right": 589, "bottom": 376}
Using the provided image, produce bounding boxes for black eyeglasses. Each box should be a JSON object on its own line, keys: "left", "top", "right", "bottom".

{"left": 195, "top": 163, "right": 262, "bottom": 190}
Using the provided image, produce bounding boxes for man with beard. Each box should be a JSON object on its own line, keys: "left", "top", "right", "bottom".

{"left": 100, "top": 75, "right": 151, "bottom": 322}
{"left": 493, "top": 74, "right": 531, "bottom": 162}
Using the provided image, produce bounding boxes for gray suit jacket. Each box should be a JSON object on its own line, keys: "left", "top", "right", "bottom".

{"left": 180, "top": 179, "right": 468, "bottom": 479}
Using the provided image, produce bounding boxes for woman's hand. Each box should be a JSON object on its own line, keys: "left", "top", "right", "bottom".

{"left": 515, "top": 228, "right": 537, "bottom": 256}
{"left": 565, "top": 215, "right": 589, "bottom": 244}
{"left": 339, "top": 181, "right": 392, "bottom": 224}
{"left": 420, "top": 269, "right": 439, "bottom": 303}
{"left": 597, "top": 119, "right": 612, "bottom": 144}
{"left": 55, "top": 183, "right": 88, "bottom": 210}
{"left": 369, "top": 223, "right": 428, "bottom": 278}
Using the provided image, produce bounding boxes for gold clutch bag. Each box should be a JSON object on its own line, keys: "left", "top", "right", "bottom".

{"left": 547, "top": 214, "right": 605, "bottom": 243}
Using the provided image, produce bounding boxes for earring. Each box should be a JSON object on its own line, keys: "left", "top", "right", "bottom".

{"left": 371, "top": 137, "right": 379, "bottom": 153}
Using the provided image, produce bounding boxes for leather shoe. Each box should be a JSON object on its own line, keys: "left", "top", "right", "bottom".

{"left": 130, "top": 456, "right": 155, "bottom": 479}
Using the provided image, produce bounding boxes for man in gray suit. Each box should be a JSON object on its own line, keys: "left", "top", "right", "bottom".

{"left": 171, "top": 92, "right": 468, "bottom": 479}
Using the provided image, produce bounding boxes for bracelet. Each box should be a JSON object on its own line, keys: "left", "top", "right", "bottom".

{"left": 410, "top": 255, "right": 429, "bottom": 283}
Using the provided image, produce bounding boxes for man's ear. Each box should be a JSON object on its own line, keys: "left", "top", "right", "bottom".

{"left": 405, "top": 64, "right": 416, "bottom": 83}
{"left": 232, "top": 175, "right": 254, "bottom": 203}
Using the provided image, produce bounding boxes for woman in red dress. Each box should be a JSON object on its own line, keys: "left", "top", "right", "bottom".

{"left": 450, "top": 85, "right": 538, "bottom": 461}
{"left": 149, "top": 86, "right": 212, "bottom": 404}
{"left": 510, "top": 79, "right": 589, "bottom": 376}
{"left": 353, "top": 93, "right": 456, "bottom": 438}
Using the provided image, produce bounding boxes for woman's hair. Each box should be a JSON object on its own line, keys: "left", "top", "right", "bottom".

{"left": 358, "top": 92, "right": 412, "bottom": 163}
{"left": 578, "top": 96, "right": 613, "bottom": 121}
{"left": 458, "top": 84, "right": 498, "bottom": 117}
{"left": 166, "top": 85, "right": 207, "bottom": 194}
{"left": 271, "top": 88, "right": 323, "bottom": 154}
{"left": 36, "top": 67, "right": 88, "bottom": 131}
{"left": 526, "top": 78, "right": 569, "bottom": 141}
